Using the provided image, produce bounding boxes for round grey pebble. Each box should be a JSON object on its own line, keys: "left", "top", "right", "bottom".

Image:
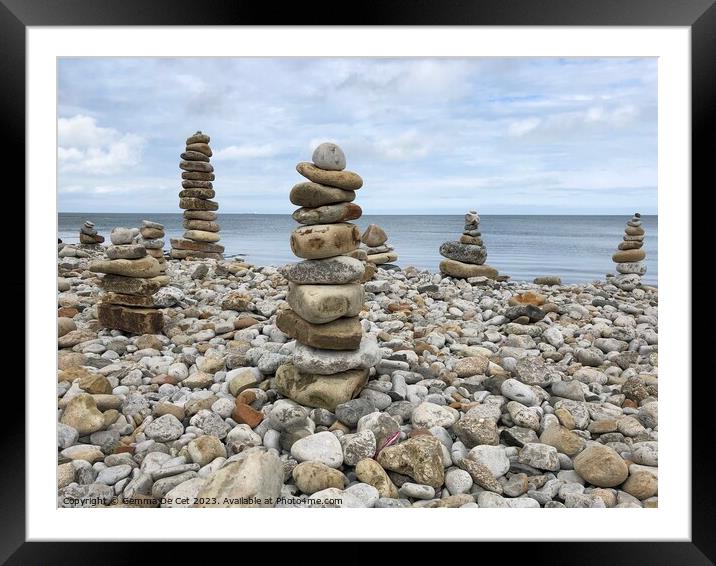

{"left": 445, "top": 468, "right": 473, "bottom": 495}
{"left": 312, "top": 142, "right": 346, "bottom": 171}
{"left": 144, "top": 414, "right": 184, "bottom": 442}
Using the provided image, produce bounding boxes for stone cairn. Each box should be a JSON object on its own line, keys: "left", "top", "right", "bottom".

{"left": 439, "top": 210, "right": 499, "bottom": 279}
{"left": 170, "top": 131, "right": 224, "bottom": 260}
{"left": 608, "top": 212, "right": 647, "bottom": 291}
{"left": 91, "top": 226, "right": 168, "bottom": 334}
{"left": 274, "top": 142, "right": 380, "bottom": 411}
{"left": 137, "top": 220, "right": 166, "bottom": 274}
{"left": 79, "top": 220, "right": 104, "bottom": 245}
{"left": 361, "top": 224, "right": 399, "bottom": 276}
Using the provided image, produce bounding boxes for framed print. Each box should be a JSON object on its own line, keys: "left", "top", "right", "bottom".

{"left": 2, "top": 0, "right": 708, "bottom": 561}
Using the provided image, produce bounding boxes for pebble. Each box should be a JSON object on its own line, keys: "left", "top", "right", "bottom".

{"left": 96, "top": 464, "right": 133, "bottom": 485}
{"left": 444, "top": 468, "right": 473, "bottom": 495}
{"left": 310, "top": 487, "right": 363, "bottom": 508}
{"left": 574, "top": 444, "right": 628, "bottom": 487}
{"left": 399, "top": 482, "right": 436, "bottom": 500}
{"left": 292, "top": 461, "right": 347, "bottom": 494}
{"left": 355, "top": 458, "right": 399, "bottom": 499}
{"left": 345, "top": 483, "right": 380, "bottom": 507}
{"left": 312, "top": 142, "right": 346, "bottom": 171}
{"left": 335, "top": 399, "right": 376, "bottom": 427}
{"left": 468, "top": 445, "right": 510, "bottom": 477}
{"left": 341, "top": 431, "right": 376, "bottom": 466}
{"left": 518, "top": 443, "right": 560, "bottom": 471}
{"left": 144, "top": 414, "right": 184, "bottom": 442}
{"left": 500, "top": 378, "right": 538, "bottom": 406}
{"left": 194, "top": 452, "right": 282, "bottom": 507}
{"left": 411, "top": 402, "right": 459, "bottom": 428}
{"left": 290, "top": 431, "right": 344, "bottom": 468}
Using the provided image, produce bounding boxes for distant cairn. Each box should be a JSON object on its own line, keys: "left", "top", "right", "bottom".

{"left": 608, "top": 212, "right": 646, "bottom": 291}
{"left": 90, "top": 226, "right": 168, "bottom": 334}
{"left": 360, "top": 224, "right": 399, "bottom": 278}
{"left": 439, "top": 210, "right": 500, "bottom": 280}
{"left": 79, "top": 220, "right": 104, "bottom": 245}
{"left": 170, "top": 131, "right": 224, "bottom": 260}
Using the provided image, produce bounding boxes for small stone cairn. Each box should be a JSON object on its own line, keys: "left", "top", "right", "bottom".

{"left": 361, "top": 224, "right": 399, "bottom": 276}
{"left": 79, "top": 220, "right": 104, "bottom": 245}
{"left": 439, "top": 210, "right": 499, "bottom": 279}
{"left": 91, "top": 226, "right": 168, "bottom": 334}
{"left": 608, "top": 212, "right": 647, "bottom": 291}
{"left": 137, "top": 220, "right": 166, "bottom": 273}
{"left": 274, "top": 142, "right": 380, "bottom": 411}
{"left": 170, "top": 131, "right": 224, "bottom": 260}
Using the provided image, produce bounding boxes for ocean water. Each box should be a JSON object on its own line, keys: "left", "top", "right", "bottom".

{"left": 59, "top": 214, "right": 658, "bottom": 285}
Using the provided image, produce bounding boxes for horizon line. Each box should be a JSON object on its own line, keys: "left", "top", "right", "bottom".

{"left": 58, "top": 211, "right": 658, "bottom": 216}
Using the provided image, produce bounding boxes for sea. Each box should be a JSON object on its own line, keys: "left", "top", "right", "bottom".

{"left": 58, "top": 214, "right": 658, "bottom": 285}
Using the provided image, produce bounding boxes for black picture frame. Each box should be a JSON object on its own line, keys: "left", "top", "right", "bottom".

{"left": 3, "top": 0, "right": 705, "bottom": 561}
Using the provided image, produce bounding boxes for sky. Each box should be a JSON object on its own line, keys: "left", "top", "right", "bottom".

{"left": 58, "top": 57, "right": 657, "bottom": 215}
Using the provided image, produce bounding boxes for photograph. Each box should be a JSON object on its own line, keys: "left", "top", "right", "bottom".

{"left": 55, "top": 55, "right": 661, "bottom": 511}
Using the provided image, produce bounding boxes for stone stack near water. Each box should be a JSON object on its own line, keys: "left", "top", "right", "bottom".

{"left": 608, "top": 212, "right": 647, "bottom": 291}
{"left": 439, "top": 210, "right": 499, "bottom": 279}
{"left": 361, "top": 224, "right": 399, "bottom": 274}
{"left": 170, "top": 131, "right": 224, "bottom": 260}
{"left": 274, "top": 142, "right": 380, "bottom": 410}
{"left": 137, "top": 220, "right": 166, "bottom": 274}
{"left": 91, "top": 226, "right": 168, "bottom": 334}
{"left": 79, "top": 221, "right": 104, "bottom": 245}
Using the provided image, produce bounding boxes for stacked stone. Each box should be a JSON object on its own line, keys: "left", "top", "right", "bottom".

{"left": 91, "top": 226, "right": 168, "bottom": 334}
{"left": 439, "top": 210, "right": 499, "bottom": 279}
{"left": 78, "top": 221, "right": 104, "bottom": 245}
{"left": 608, "top": 212, "right": 647, "bottom": 291}
{"left": 137, "top": 220, "right": 167, "bottom": 273}
{"left": 361, "top": 224, "right": 399, "bottom": 270}
{"left": 274, "top": 142, "right": 380, "bottom": 411}
{"left": 170, "top": 131, "right": 224, "bottom": 260}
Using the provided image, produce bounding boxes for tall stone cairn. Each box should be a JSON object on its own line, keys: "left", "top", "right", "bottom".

{"left": 439, "top": 210, "right": 499, "bottom": 279}
{"left": 608, "top": 212, "right": 647, "bottom": 291}
{"left": 274, "top": 142, "right": 380, "bottom": 411}
{"left": 91, "top": 226, "right": 168, "bottom": 334}
{"left": 170, "top": 131, "right": 224, "bottom": 260}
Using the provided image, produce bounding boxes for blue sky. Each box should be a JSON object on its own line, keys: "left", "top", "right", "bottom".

{"left": 58, "top": 57, "right": 657, "bottom": 214}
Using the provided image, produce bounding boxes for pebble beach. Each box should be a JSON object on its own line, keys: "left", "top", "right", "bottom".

{"left": 57, "top": 246, "right": 658, "bottom": 509}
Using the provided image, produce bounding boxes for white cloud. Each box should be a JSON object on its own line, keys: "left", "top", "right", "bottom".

{"left": 509, "top": 117, "right": 542, "bottom": 137}
{"left": 59, "top": 115, "right": 115, "bottom": 147}
{"left": 511, "top": 104, "right": 642, "bottom": 139}
{"left": 59, "top": 176, "right": 175, "bottom": 193}
{"left": 373, "top": 130, "right": 432, "bottom": 161}
{"left": 57, "top": 147, "right": 84, "bottom": 162}
{"left": 610, "top": 104, "right": 639, "bottom": 125}
{"left": 172, "top": 73, "right": 207, "bottom": 96}
{"left": 213, "top": 143, "right": 282, "bottom": 160}
{"left": 58, "top": 184, "right": 86, "bottom": 194}
{"left": 58, "top": 115, "right": 145, "bottom": 175}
